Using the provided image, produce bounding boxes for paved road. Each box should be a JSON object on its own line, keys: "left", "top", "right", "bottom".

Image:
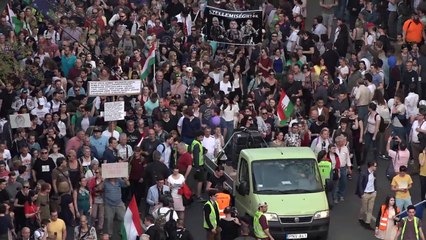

{"left": 183, "top": 156, "right": 426, "bottom": 240}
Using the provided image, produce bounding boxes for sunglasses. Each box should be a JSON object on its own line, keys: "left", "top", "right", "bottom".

{"left": 41, "top": 152, "right": 48, "bottom": 154}
{"left": 23, "top": 186, "right": 30, "bottom": 188}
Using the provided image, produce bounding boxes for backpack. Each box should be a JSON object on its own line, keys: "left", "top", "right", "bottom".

{"left": 155, "top": 209, "right": 177, "bottom": 240}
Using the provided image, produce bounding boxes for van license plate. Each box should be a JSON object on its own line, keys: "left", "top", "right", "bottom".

{"left": 287, "top": 233, "right": 308, "bottom": 239}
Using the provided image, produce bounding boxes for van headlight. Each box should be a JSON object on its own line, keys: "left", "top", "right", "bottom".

{"left": 264, "top": 213, "right": 279, "bottom": 221}
{"left": 313, "top": 210, "right": 329, "bottom": 220}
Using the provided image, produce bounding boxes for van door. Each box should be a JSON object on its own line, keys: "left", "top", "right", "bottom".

{"left": 235, "top": 157, "right": 252, "bottom": 216}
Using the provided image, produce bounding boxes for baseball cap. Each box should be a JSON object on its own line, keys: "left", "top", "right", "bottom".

{"left": 20, "top": 88, "right": 28, "bottom": 94}
{"left": 258, "top": 202, "right": 268, "bottom": 207}
{"left": 186, "top": 67, "right": 193, "bottom": 72}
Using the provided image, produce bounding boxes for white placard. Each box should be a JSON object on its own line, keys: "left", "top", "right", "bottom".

{"left": 104, "top": 101, "right": 125, "bottom": 122}
{"left": 9, "top": 114, "right": 31, "bottom": 129}
{"left": 88, "top": 80, "right": 142, "bottom": 96}
{"left": 102, "top": 162, "right": 129, "bottom": 178}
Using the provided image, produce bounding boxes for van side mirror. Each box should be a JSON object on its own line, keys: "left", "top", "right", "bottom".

{"left": 237, "top": 181, "right": 249, "bottom": 196}
{"left": 325, "top": 179, "right": 334, "bottom": 192}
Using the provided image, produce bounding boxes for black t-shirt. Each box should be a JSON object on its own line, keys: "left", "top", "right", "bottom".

{"left": 0, "top": 215, "right": 12, "bottom": 235}
{"left": 0, "top": 189, "right": 9, "bottom": 204}
{"left": 283, "top": 81, "right": 302, "bottom": 103}
{"left": 125, "top": 129, "right": 141, "bottom": 148}
{"left": 300, "top": 38, "right": 316, "bottom": 62}
{"left": 59, "top": 193, "right": 73, "bottom": 226}
{"left": 219, "top": 219, "right": 240, "bottom": 240}
{"left": 33, "top": 158, "right": 56, "bottom": 184}
{"left": 207, "top": 173, "right": 226, "bottom": 190}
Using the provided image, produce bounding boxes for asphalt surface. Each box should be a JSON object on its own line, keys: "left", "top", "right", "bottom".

{"left": 183, "top": 155, "right": 426, "bottom": 240}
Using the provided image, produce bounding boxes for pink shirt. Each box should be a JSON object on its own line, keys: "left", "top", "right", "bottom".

{"left": 65, "top": 136, "right": 83, "bottom": 154}
{"left": 389, "top": 149, "right": 410, "bottom": 172}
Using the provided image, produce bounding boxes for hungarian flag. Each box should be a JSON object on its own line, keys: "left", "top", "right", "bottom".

{"left": 277, "top": 89, "right": 294, "bottom": 125}
{"left": 121, "top": 196, "right": 143, "bottom": 240}
{"left": 7, "top": 4, "right": 21, "bottom": 33}
{"left": 140, "top": 44, "right": 156, "bottom": 80}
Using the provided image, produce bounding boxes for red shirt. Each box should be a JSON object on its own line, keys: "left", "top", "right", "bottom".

{"left": 258, "top": 57, "right": 272, "bottom": 77}
{"left": 24, "top": 202, "right": 39, "bottom": 220}
{"left": 177, "top": 152, "right": 192, "bottom": 174}
{"left": 258, "top": 214, "right": 271, "bottom": 240}
{"left": 129, "top": 157, "right": 145, "bottom": 181}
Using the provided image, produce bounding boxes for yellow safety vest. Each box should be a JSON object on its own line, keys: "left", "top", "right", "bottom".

{"left": 253, "top": 210, "right": 268, "bottom": 238}
{"left": 191, "top": 140, "right": 204, "bottom": 166}
{"left": 203, "top": 200, "right": 218, "bottom": 229}
{"left": 401, "top": 217, "right": 419, "bottom": 240}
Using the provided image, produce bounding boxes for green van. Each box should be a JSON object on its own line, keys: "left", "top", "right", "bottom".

{"left": 234, "top": 147, "right": 329, "bottom": 239}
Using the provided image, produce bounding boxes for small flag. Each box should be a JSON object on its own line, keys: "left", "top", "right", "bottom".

{"left": 140, "top": 44, "right": 156, "bottom": 81}
{"left": 277, "top": 89, "right": 294, "bottom": 125}
{"left": 121, "top": 196, "right": 143, "bottom": 240}
{"left": 7, "top": 4, "right": 21, "bottom": 33}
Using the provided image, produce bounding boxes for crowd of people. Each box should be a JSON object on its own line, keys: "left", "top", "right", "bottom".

{"left": 0, "top": 0, "right": 425, "bottom": 239}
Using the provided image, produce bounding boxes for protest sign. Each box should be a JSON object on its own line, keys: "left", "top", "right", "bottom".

{"left": 104, "top": 101, "right": 125, "bottom": 122}
{"left": 9, "top": 114, "right": 31, "bottom": 129}
{"left": 102, "top": 162, "right": 129, "bottom": 178}
{"left": 205, "top": 6, "right": 262, "bottom": 45}
{"left": 88, "top": 80, "right": 142, "bottom": 96}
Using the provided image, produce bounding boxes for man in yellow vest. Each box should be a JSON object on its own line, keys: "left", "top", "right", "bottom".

{"left": 191, "top": 130, "right": 206, "bottom": 201}
{"left": 203, "top": 190, "right": 221, "bottom": 240}
{"left": 253, "top": 202, "right": 275, "bottom": 240}
{"left": 395, "top": 205, "right": 425, "bottom": 240}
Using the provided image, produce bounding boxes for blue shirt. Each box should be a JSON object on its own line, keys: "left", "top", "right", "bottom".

{"left": 104, "top": 179, "right": 125, "bottom": 206}
{"left": 61, "top": 54, "right": 77, "bottom": 77}
{"left": 90, "top": 135, "right": 108, "bottom": 157}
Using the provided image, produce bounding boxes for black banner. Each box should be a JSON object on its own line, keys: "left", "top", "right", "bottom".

{"left": 205, "top": 6, "right": 263, "bottom": 45}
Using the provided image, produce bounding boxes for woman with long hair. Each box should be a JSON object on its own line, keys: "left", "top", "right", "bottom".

{"left": 325, "top": 144, "right": 341, "bottom": 204}
{"left": 375, "top": 196, "right": 400, "bottom": 240}
{"left": 24, "top": 190, "right": 40, "bottom": 233}
{"left": 334, "top": 24, "right": 350, "bottom": 58}
{"left": 35, "top": 183, "right": 51, "bottom": 222}
{"left": 372, "top": 90, "right": 391, "bottom": 158}
{"left": 167, "top": 166, "right": 186, "bottom": 220}
{"left": 170, "top": 74, "right": 187, "bottom": 103}
{"left": 14, "top": 181, "right": 31, "bottom": 231}
{"left": 270, "top": 131, "right": 285, "bottom": 147}
{"left": 232, "top": 64, "right": 243, "bottom": 99}
{"left": 73, "top": 177, "right": 92, "bottom": 220}
{"left": 221, "top": 95, "right": 240, "bottom": 142}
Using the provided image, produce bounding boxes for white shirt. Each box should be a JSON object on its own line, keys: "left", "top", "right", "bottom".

{"left": 286, "top": 30, "right": 300, "bottom": 52}
{"left": 152, "top": 207, "right": 179, "bottom": 222}
{"left": 117, "top": 144, "right": 133, "bottom": 161}
{"left": 411, "top": 120, "right": 426, "bottom": 143}
{"left": 31, "top": 107, "right": 50, "bottom": 125}
{"left": 221, "top": 104, "right": 239, "bottom": 122}
{"left": 102, "top": 130, "right": 120, "bottom": 140}
{"left": 337, "top": 145, "right": 351, "bottom": 167}
{"left": 367, "top": 83, "right": 376, "bottom": 95}
{"left": 338, "top": 65, "right": 349, "bottom": 83}
{"left": 364, "top": 170, "right": 375, "bottom": 193}
{"left": 313, "top": 24, "right": 327, "bottom": 37}
{"left": 202, "top": 135, "right": 216, "bottom": 159}
{"left": 405, "top": 92, "right": 419, "bottom": 118}
{"left": 219, "top": 81, "right": 233, "bottom": 95}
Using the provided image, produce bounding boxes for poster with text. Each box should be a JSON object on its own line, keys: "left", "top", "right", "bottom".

{"left": 9, "top": 114, "right": 31, "bottom": 129}
{"left": 104, "top": 101, "right": 125, "bottom": 122}
{"left": 205, "top": 6, "right": 262, "bottom": 45}
{"left": 102, "top": 162, "right": 129, "bottom": 178}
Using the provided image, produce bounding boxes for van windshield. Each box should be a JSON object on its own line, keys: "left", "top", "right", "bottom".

{"left": 252, "top": 159, "right": 323, "bottom": 194}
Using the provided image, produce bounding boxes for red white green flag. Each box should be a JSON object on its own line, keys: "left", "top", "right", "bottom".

{"left": 140, "top": 44, "right": 156, "bottom": 80}
{"left": 121, "top": 196, "right": 142, "bottom": 240}
{"left": 277, "top": 89, "right": 294, "bottom": 125}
